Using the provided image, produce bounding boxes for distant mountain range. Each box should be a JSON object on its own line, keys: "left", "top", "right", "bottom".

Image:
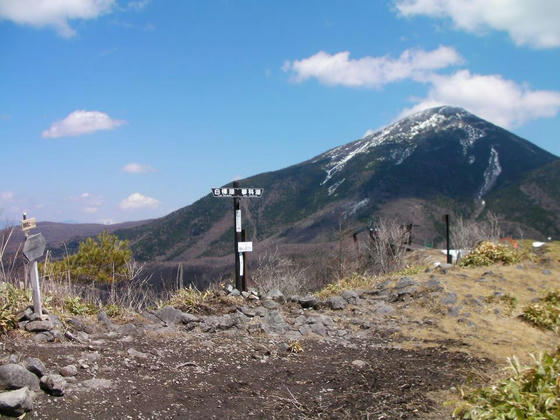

{"left": 7, "top": 106, "right": 557, "bottom": 287}
{"left": 114, "top": 106, "right": 559, "bottom": 269}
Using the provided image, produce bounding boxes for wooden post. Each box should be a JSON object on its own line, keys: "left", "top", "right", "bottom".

{"left": 241, "top": 229, "right": 248, "bottom": 292}
{"left": 233, "top": 181, "right": 242, "bottom": 291}
{"left": 445, "top": 214, "right": 452, "bottom": 264}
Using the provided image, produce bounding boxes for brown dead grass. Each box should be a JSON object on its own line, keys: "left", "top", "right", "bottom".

{"left": 394, "top": 242, "right": 560, "bottom": 365}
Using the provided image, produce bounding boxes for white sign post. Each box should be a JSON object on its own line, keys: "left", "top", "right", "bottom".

{"left": 22, "top": 215, "right": 46, "bottom": 317}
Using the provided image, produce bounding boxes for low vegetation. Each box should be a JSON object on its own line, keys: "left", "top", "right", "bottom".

{"left": 523, "top": 290, "right": 560, "bottom": 333}
{"left": 164, "top": 285, "right": 212, "bottom": 314}
{"left": 315, "top": 273, "right": 376, "bottom": 298}
{"left": 454, "top": 349, "right": 560, "bottom": 419}
{"left": 0, "top": 281, "right": 30, "bottom": 333}
{"left": 460, "top": 241, "right": 522, "bottom": 267}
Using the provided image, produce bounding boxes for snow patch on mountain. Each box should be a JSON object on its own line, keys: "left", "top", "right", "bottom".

{"left": 478, "top": 146, "right": 502, "bottom": 199}
{"left": 319, "top": 106, "right": 484, "bottom": 186}
{"left": 345, "top": 198, "right": 370, "bottom": 217}
{"left": 328, "top": 178, "right": 345, "bottom": 196}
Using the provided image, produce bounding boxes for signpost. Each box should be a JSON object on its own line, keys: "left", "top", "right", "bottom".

{"left": 212, "top": 182, "right": 263, "bottom": 291}
{"left": 21, "top": 214, "right": 46, "bottom": 316}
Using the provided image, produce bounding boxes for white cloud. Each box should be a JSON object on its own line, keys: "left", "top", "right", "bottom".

{"left": 121, "top": 163, "right": 157, "bottom": 173}
{"left": 363, "top": 129, "right": 377, "bottom": 137}
{"left": 395, "top": 0, "right": 560, "bottom": 49}
{"left": 283, "top": 46, "right": 462, "bottom": 88}
{"left": 0, "top": 0, "right": 115, "bottom": 38}
{"left": 83, "top": 206, "right": 99, "bottom": 213}
{"left": 119, "top": 193, "right": 159, "bottom": 210}
{"left": 399, "top": 70, "right": 560, "bottom": 127}
{"left": 42, "top": 110, "right": 126, "bottom": 138}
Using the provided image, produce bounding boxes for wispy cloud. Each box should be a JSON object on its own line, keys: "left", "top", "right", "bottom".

{"left": 121, "top": 163, "right": 157, "bottom": 174}
{"left": 399, "top": 70, "right": 560, "bottom": 128}
{"left": 42, "top": 110, "right": 126, "bottom": 139}
{"left": 395, "top": 0, "right": 560, "bottom": 49}
{"left": 283, "top": 46, "right": 462, "bottom": 88}
{"left": 119, "top": 193, "right": 159, "bottom": 210}
{"left": 0, "top": 191, "right": 14, "bottom": 201}
{"left": 0, "top": 0, "right": 115, "bottom": 38}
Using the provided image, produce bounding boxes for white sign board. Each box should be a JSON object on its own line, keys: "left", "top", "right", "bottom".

{"left": 238, "top": 241, "right": 253, "bottom": 253}
{"left": 235, "top": 210, "right": 242, "bottom": 233}
{"left": 22, "top": 218, "right": 37, "bottom": 231}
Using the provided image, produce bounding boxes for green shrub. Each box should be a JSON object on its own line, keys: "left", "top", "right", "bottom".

{"left": 63, "top": 296, "right": 98, "bottom": 316}
{"left": 460, "top": 241, "right": 521, "bottom": 267}
{"left": 103, "top": 304, "right": 125, "bottom": 318}
{"left": 523, "top": 291, "right": 560, "bottom": 333}
{"left": 454, "top": 349, "right": 560, "bottom": 419}
{"left": 485, "top": 294, "right": 518, "bottom": 316}
{"left": 43, "top": 231, "right": 132, "bottom": 284}
{"left": 0, "top": 282, "right": 31, "bottom": 333}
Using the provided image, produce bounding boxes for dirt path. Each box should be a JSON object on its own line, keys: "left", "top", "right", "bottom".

{"left": 6, "top": 330, "right": 481, "bottom": 419}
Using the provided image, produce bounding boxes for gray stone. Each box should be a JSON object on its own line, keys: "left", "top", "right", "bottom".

{"left": 424, "top": 278, "right": 443, "bottom": 291}
{"left": 47, "top": 314, "right": 63, "bottom": 330}
{"left": 67, "top": 317, "right": 95, "bottom": 334}
{"left": 127, "top": 348, "right": 149, "bottom": 359}
{"left": 263, "top": 310, "right": 289, "bottom": 335}
{"left": 0, "top": 364, "right": 40, "bottom": 391}
{"left": 25, "top": 320, "right": 53, "bottom": 332}
{"left": 395, "top": 277, "right": 417, "bottom": 289}
{"left": 16, "top": 307, "right": 33, "bottom": 322}
{"left": 298, "top": 325, "right": 312, "bottom": 336}
{"left": 7, "top": 355, "right": 19, "bottom": 364}
{"left": 373, "top": 302, "right": 394, "bottom": 315}
{"left": 80, "top": 378, "right": 113, "bottom": 391}
{"left": 23, "top": 358, "right": 45, "bottom": 378}
{"left": 266, "top": 288, "right": 286, "bottom": 303}
{"left": 328, "top": 296, "right": 346, "bottom": 310}
{"left": 40, "top": 374, "right": 66, "bottom": 396}
{"left": 180, "top": 313, "right": 201, "bottom": 324}
{"left": 299, "top": 295, "right": 320, "bottom": 309}
{"left": 441, "top": 292, "right": 458, "bottom": 305}
{"left": 447, "top": 305, "right": 462, "bottom": 317}
{"left": 59, "top": 365, "right": 78, "bottom": 378}
{"left": 241, "top": 291, "right": 250, "bottom": 298}
{"left": 351, "top": 360, "right": 368, "bottom": 369}
{"left": 238, "top": 306, "right": 256, "bottom": 317}
{"left": 254, "top": 307, "right": 267, "bottom": 317}
{"left": 310, "top": 323, "right": 326, "bottom": 336}
{"left": 97, "top": 311, "right": 113, "bottom": 329}
{"left": 543, "top": 269, "right": 552, "bottom": 275}
{"left": 262, "top": 299, "right": 279, "bottom": 310}
{"left": 341, "top": 290, "right": 360, "bottom": 304}
{"left": 228, "top": 289, "right": 241, "bottom": 297}
{"left": 154, "top": 306, "right": 185, "bottom": 325}
{"left": 0, "top": 386, "right": 34, "bottom": 417}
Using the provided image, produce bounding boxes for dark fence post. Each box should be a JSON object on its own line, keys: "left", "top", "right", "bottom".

{"left": 233, "top": 181, "right": 242, "bottom": 291}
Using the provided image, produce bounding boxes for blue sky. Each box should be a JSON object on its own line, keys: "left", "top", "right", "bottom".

{"left": 1, "top": 0, "right": 559, "bottom": 224}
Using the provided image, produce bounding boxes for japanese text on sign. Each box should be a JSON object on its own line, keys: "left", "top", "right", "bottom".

{"left": 212, "top": 188, "right": 263, "bottom": 198}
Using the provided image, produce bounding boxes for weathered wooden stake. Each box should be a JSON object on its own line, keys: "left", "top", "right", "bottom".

{"left": 233, "top": 181, "right": 242, "bottom": 291}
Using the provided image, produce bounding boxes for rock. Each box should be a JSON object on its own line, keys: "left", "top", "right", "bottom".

{"left": 59, "top": 365, "right": 78, "bottom": 378}
{"left": 0, "top": 364, "right": 40, "bottom": 391}
{"left": 447, "top": 305, "right": 462, "bottom": 317}
{"left": 15, "top": 307, "right": 33, "bottom": 322}
{"left": 127, "top": 348, "right": 149, "bottom": 359}
{"left": 263, "top": 310, "right": 289, "bottom": 335}
{"left": 47, "top": 314, "right": 63, "bottom": 330}
{"left": 298, "top": 325, "right": 312, "bottom": 336}
{"left": 262, "top": 299, "right": 279, "bottom": 310}
{"left": 80, "top": 378, "right": 113, "bottom": 391}
{"left": 246, "top": 323, "right": 265, "bottom": 334}
{"left": 7, "top": 355, "right": 19, "bottom": 364}
{"left": 327, "top": 296, "right": 346, "bottom": 310}
{"left": 238, "top": 306, "right": 256, "bottom": 317}
{"left": 225, "top": 284, "right": 234, "bottom": 293}
{"left": 25, "top": 320, "right": 53, "bottom": 332}
{"left": 228, "top": 289, "right": 241, "bottom": 297}
{"left": 97, "top": 311, "right": 113, "bottom": 329}
{"left": 441, "top": 292, "right": 458, "bottom": 305}
{"left": 33, "top": 332, "right": 56, "bottom": 343}
{"left": 255, "top": 307, "right": 267, "bottom": 317}
{"left": 543, "top": 269, "right": 552, "bottom": 275}
{"left": 341, "top": 290, "right": 360, "bottom": 304}
{"left": 67, "top": 317, "right": 95, "bottom": 334}
{"left": 0, "top": 387, "right": 34, "bottom": 417}
{"left": 373, "top": 302, "right": 394, "bottom": 315}
{"left": 351, "top": 360, "right": 368, "bottom": 369}
{"left": 395, "top": 277, "right": 417, "bottom": 289}
{"left": 266, "top": 289, "right": 286, "bottom": 304}
{"left": 458, "top": 318, "right": 477, "bottom": 328}
{"left": 298, "top": 295, "right": 320, "bottom": 309}
{"left": 310, "top": 323, "right": 326, "bottom": 336}
{"left": 40, "top": 374, "right": 66, "bottom": 396}
{"left": 424, "top": 278, "right": 443, "bottom": 291}
{"left": 241, "top": 291, "right": 250, "bottom": 298}
{"left": 154, "top": 306, "right": 185, "bottom": 325}
{"left": 475, "top": 278, "right": 489, "bottom": 283}
{"left": 23, "top": 358, "right": 45, "bottom": 378}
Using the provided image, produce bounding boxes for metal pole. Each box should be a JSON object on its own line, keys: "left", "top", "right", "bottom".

{"left": 445, "top": 214, "right": 452, "bottom": 264}
{"left": 30, "top": 260, "right": 42, "bottom": 316}
{"left": 233, "top": 181, "right": 242, "bottom": 291}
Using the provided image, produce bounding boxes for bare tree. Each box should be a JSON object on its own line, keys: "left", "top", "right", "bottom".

{"left": 252, "top": 248, "right": 309, "bottom": 296}
{"left": 451, "top": 211, "right": 502, "bottom": 250}
{"left": 364, "top": 218, "right": 409, "bottom": 274}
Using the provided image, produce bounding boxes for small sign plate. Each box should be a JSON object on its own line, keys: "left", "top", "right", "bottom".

{"left": 238, "top": 241, "right": 253, "bottom": 253}
{"left": 212, "top": 188, "right": 263, "bottom": 198}
{"left": 21, "top": 218, "right": 37, "bottom": 231}
{"left": 23, "top": 233, "right": 47, "bottom": 261}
